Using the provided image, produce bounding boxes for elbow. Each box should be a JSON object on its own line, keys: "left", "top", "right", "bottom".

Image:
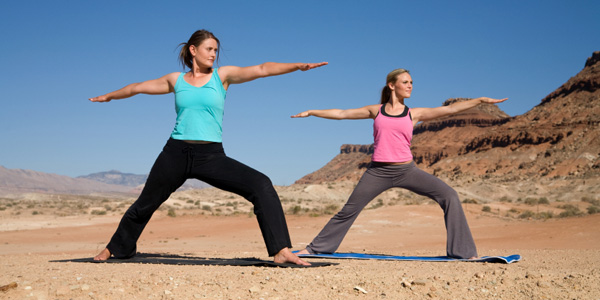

{"left": 258, "top": 63, "right": 274, "bottom": 78}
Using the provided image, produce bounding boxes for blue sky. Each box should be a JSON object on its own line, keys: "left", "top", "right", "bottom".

{"left": 1, "top": 0, "right": 598, "bottom": 185}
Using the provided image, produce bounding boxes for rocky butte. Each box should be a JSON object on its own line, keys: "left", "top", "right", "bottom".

{"left": 297, "top": 51, "right": 600, "bottom": 188}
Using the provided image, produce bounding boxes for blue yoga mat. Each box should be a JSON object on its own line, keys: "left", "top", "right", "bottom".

{"left": 294, "top": 252, "right": 521, "bottom": 264}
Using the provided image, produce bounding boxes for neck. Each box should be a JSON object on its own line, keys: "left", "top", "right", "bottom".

{"left": 191, "top": 65, "right": 212, "bottom": 76}
{"left": 387, "top": 96, "right": 405, "bottom": 107}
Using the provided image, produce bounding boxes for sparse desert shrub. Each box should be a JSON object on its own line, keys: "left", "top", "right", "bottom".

{"left": 167, "top": 209, "right": 176, "bottom": 217}
{"left": 91, "top": 210, "right": 107, "bottom": 215}
{"left": 202, "top": 205, "right": 212, "bottom": 212}
{"left": 524, "top": 198, "right": 538, "bottom": 206}
{"left": 582, "top": 197, "right": 600, "bottom": 206}
{"left": 482, "top": 206, "right": 491, "bottom": 213}
{"left": 32, "top": 211, "right": 40, "bottom": 215}
{"left": 289, "top": 205, "right": 302, "bottom": 215}
{"left": 462, "top": 199, "right": 477, "bottom": 204}
{"left": 324, "top": 204, "right": 339, "bottom": 215}
{"left": 519, "top": 210, "right": 535, "bottom": 219}
{"left": 538, "top": 197, "right": 550, "bottom": 205}
{"left": 587, "top": 206, "right": 600, "bottom": 215}
{"left": 186, "top": 200, "right": 194, "bottom": 204}
{"left": 558, "top": 204, "right": 582, "bottom": 218}
{"left": 499, "top": 196, "right": 512, "bottom": 203}
{"left": 368, "top": 199, "right": 384, "bottom": 210}
{"left": 536, "top": 211, "right": 554, "bottom": 219}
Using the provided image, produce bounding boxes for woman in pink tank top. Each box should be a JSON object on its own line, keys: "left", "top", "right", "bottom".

{"left": 292, "top": 69, "right": 507, "bottom": 259}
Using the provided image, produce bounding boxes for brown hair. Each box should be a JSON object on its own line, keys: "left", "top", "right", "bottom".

{"left": 178, "top": 30, "right": 220, "bottom": 70}
{"left": 380, "top": 68, "right": 410, "bottom": 104}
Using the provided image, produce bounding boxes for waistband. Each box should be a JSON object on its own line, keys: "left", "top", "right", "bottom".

{"left": 167, "top": 137, "right": 224, "bottom": 153}
{"left": 369, "top": 161, "right": 415, "bottom": 170}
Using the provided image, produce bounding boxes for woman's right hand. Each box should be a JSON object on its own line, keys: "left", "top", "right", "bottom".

{"left": 291, "top": 111, "right": 311, "bottom": 118}
{"left": 89, "top": 95, "right": 111, "bottom": 102}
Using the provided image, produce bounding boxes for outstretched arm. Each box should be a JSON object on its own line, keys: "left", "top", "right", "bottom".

{"left": 291, "top": 105, "right": 379, "bottom": 120}
{"left": 219, "top": 62, "right": 328, "bottom": 89}
{"left": 89, "top": 72, "right": 179, "bottom": 102}
{"left": 411, "top": 97, "right": 508, "bottom": 124}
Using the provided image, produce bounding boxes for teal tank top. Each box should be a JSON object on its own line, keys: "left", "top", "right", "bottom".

{"left": 171, "top": 69, "right": 226, "bottom": 142}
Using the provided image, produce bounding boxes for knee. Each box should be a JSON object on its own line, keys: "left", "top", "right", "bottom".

{"left": 245, "top": 172, "right": 277, "bottom": 200}
{"left": 333, "top": 204, "right": 362, "bottom": 221}
{"left": 435, "top": 188, "right": 461, "bottom": 207}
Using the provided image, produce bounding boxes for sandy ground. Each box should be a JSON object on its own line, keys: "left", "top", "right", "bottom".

{"left": 1, "top": 202, "right": 600, "bottom": 299}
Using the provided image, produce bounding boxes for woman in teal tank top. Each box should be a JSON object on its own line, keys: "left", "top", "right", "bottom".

{"left": 89, "top": 29, "right": 327, "bottom": 266}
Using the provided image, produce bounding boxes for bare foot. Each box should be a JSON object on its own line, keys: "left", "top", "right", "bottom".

{"left": 296, "top": 248, "right": 310, "bottom": 255}
{"left": 273, "top": 247, "right": 310, "bottom": 266}
{"left": 93, "top": 248, "right": 111, "bottom": 261}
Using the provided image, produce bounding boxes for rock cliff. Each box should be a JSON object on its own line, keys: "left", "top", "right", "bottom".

{"left": 296, "top": 51, "right": 600, "bottom": 184}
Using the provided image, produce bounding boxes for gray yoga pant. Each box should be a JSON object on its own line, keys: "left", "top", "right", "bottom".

{"left": 305, "top": 162, "right": 478, "bottom": 259}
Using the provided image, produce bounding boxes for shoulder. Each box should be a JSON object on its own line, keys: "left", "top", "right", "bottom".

{"left": 408, "top": 106, "right": 434, "bottom": 123}
{"left": 409, "top": 106, "right": 425, "bottom": 115}
{"left": 361, "top": 104, "right": 381, "bottom": 118}
{"left": 365, "top": 104, "right": 381, "bottom": 113}
{"left": 216, "top": 65, "right": 237, "bottom": 78}
{"left": 163, "top": 72, "right": 183, "bottom": 84}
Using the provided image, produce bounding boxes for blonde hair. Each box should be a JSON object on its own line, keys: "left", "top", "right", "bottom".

{"left": 380, "top": 68, "right": 410, "bottom": 104}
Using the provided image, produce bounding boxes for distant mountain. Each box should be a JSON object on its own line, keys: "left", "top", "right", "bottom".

{"left": 0, "top": 167, "right": 211, "bottom": 196}
{"left": 77, "top": 170, "right": 147, "bottom": 187}
{"left": 0, "top": 166, "right": 134, "bottom": 195}
{"left": 296, "top": 51, "right": 600, "bottom": 184}
{"left": 79, "top": 170, "right": 211, "bottom": 191}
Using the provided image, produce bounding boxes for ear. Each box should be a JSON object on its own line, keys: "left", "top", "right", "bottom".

{"left": 387, "top": 81, "right": 395, "bottom": 91}
{"left": 189, "top": 45, "right": 197, "bottom": 56}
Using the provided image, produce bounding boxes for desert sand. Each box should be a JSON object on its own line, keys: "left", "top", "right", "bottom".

{"left": 1, "top": 191, "right": 600, "bottom": 299}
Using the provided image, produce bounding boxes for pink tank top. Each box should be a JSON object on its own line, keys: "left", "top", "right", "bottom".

{"left": 372, "top": 104, "right": 413, "bottom": 163}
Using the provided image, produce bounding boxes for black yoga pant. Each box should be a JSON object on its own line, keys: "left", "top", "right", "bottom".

{"left": 106, "top": 138, "right": 292, "bottom": 258}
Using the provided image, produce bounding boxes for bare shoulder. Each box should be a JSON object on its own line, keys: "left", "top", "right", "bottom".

{"left": 163, "top": 72, "right": 182, "bottom": 85}
{"left": 409, "top": 106, "right": 430, "bottom": 115}
{"left": 364, "top": 104, "right": 381, "bottom": 117}
{"left": 408, "top": 106, "right": 428, "bottom": 122}
{"left": 216, "top": 65, "right": 237, "bottom": 77}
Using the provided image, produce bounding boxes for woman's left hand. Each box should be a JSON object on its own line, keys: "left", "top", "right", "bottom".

{"left": 480, "top": 97, "right": 508, "bottom": 104}
{"left": 299, "top": 62, "right": 328, "bottom": 71}
{"left": 291, "top": 111, "right": 311, "bottom": 118}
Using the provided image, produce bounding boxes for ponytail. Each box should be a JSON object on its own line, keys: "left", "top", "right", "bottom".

{"left": 380, "top": 85, "right": 392, "bottom": 104}
{"left": 380, "top": 68, "right": 410, "bottom": 104}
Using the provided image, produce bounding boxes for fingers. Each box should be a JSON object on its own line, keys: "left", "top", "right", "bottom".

{"left": 290, "top": 111, "right": 309, "bottom": 118}
{"left": 301, "top": 62, "right": 328, "bottom": 71}
{"left": 89, "top": 96, "right": 110, "bottom": 103}
{"left": 480, "top": 97, "right": 508, "bottom": 104}
{"left": 489, "top": 97, "right": 508, "bottom": 103}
